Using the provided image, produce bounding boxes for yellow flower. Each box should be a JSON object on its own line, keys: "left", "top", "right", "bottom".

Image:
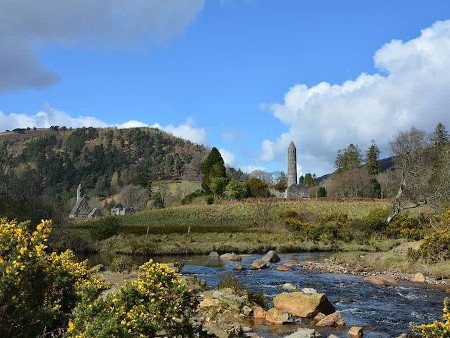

{"left": 19, "top": 247, "right": 27, "bottom": 255}
{"left": 67, "top": 320, "right": 76, "bottom": 333}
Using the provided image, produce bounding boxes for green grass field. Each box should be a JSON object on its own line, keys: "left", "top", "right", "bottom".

{"left": 118, "top": 198, "right": 389, "bottom": 230}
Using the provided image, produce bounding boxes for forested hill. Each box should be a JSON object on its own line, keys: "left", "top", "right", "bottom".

{"left": 0, "top": 127, "right": 208, "bottom": 221}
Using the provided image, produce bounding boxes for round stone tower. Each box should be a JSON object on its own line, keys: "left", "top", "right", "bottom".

{"left": 287, "top": 141, "right": 297, "bottom": 188}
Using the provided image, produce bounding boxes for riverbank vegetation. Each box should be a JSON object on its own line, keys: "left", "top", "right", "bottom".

{"left": 0, "top": 218, "right": 199, "bottom": 337}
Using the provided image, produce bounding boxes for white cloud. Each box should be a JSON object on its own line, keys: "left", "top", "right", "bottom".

{"left": 218, "top": 148, "right": 236, "bottom": 166}
{"left": 0, "top": 106, "right": 107, "bottom": 131}
{"left": 116, "top": 120, "right": 149, "bottom": 129}
{"left": 261, "top": 20, "right": 450, "bottom": 176}
{"left": 0, "top": 106, "right": 207, "bottom": 144}
{"left": 241, "top": 165, "right": 268, "bottom": 173}
{"left": 0, "top": 0, "right": 204, "bottom": 93}
{"left": 151, "top": 117, "right": 206, "bottom": 144}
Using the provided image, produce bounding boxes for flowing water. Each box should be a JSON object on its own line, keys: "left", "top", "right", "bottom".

{"left": 83, "top": 252, "right": 449, "bottom": 338}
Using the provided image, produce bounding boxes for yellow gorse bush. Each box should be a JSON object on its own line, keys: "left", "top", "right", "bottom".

{"left": 0, "top": 218, "right": 106, "bottom": 337}
{"left": 413, "top": 298, "right": 450, "bottom": 337}
{"left": 67, "top": 259, "right": 197, "bottom": 337}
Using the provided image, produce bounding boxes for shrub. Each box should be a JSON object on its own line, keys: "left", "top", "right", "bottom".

{"left": 387, "top": 213, "right": 429, "bottom": 240}
{"left": 317, "top": 186, "right": 327, "bottom": 198}
{"left": 362, "top": 208, "right": 389, "bottom": 233}
{"left": 246, "top": 178, "right": 270, "bottom": 198}
{"left": 0, "top": 219, "right": 106, "bottom": 337}
{"left": 67, "top": 259, "right": 197, "bottom": 337}
{"left": 89, "top": 216, "right": 123, "bottom": 240}
{"left": 181, "top": 189, "right": 203, "bottom": 205}
{"left": 205, "top": 195, "right": 215, "bottom": 205}
{"left": 412, "top": 298, "right": 450, "bottom": 337}
{"left": 226, "top": 180, "right": 248, "bottom": 200}
{"left": 110, "top": 256, "right": 134, "bottom": 272}
{"left": 278, "top": 210, "right": 299, "bottom": 219}
{"left": 408, "top": 228, "right": 450, "bottom": 263}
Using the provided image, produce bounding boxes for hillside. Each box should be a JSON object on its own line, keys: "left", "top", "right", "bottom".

{"left": 0, "top": 127, "right": 208, "bottom": 222}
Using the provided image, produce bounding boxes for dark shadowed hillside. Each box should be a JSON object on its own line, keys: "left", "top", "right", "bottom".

{"left": 0, "top": 127, "right": 208, "bottom": 222}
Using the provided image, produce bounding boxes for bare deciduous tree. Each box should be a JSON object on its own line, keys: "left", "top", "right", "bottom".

{"left": 388, "top": 126, "right": 450, "bottom": 222}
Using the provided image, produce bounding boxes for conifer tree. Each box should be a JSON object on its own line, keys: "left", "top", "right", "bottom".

{"left": 365, "top": 141, "right": 381, "bottom": 198}
{"left": 366, "top": 141, "right": 380, "bottom": 176}
{"left": 201, "top": 147, "right": 229, "bottom": 194}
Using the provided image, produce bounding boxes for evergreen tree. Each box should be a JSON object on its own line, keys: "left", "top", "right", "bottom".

{"left": 365, "top": 141, "right": 381, "bottom": 198}
{"left": 335, "top": 144, "right": 362, "bottom": 172}
{"left": 303, "top": 173, "right": 317, "bottom": 188}
{"left": 201, "top": 147, "right": 229, "bottom": 193}
{"left": 431, "top": 122, "right": 449, "bottom": 147}
{"left": 365, "top": 141, "right": 380, "bottom": 176}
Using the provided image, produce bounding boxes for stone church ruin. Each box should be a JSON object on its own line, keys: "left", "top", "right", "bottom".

{"left": 69, "top": 184, "right": 103, "bottom": 219}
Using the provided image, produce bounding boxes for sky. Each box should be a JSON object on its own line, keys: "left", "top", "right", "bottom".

{"left": 1, "top": 0, "right": 450, "bottom": 176}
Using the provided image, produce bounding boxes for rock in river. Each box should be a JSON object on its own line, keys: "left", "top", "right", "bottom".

{"left": 220, "top": 252, "right": 242, "bottom": 261}
{"left": 252, "top": 259, "right": 269, "bottom": 269}
{"left": 265, "top": 308, "right": 293, "bottom": 324}
{"left": 282, "top": 283, "right": 297, "bottom": 291}
{"left": 363, "top": 275, "right": 397, "bottom": 286}
{"left": 348, "top": 326, "right": 364, "bottom": 338}
{"left": 273, "top": 291, "right": 335, "bottom": 318}
{"left": 277, "top": 265, "right": 291, "bottom": 272}
{"left": 209, "top": 251, "right": 219, "bottom": 258}
{"left": 262, "top": 250, "right": 281, "bottom": 263}
{"left": 316, "top": 311, "right": 345, "bottom": 327}
{"left": 253, "top": 306, "right": 267, "bottom": 319}
{"left": 283, "top": 328, "right": 320, "bottom": 338}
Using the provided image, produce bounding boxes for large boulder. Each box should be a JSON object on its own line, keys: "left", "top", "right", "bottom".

{"left": 316, "top": 311, "right": 345, "bottom": 327}
{"left": 283, "top": 328, "right": 320, "bottom": 338}
{"left": 273, "top": 291, "right": 335, "bottom": 318}
{"left": 265, "top": 308, "right": 293, "bottom": 324}
{"left": 363, "top": 275, "right": 397, "bottom": 286}
{"left": 220, "top": 252, "right": 242, "bottom": 261}
{"left": 262, "top": 250, "right": 281, "bottom": 263}
{"left": 252, "top": 259, "right": 269, "bottom": 269}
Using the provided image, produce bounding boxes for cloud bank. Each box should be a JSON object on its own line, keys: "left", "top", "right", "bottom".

{"left": 0, "top": 106, "right": 206, "bottom": 144}
{"left": 261, "top": 20, "right": 450, "bottom": 176}
{"left": 0, "top": 0, "right": 204, "bottom": 93}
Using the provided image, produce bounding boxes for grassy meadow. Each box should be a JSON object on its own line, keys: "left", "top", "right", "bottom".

{"left": 120, "top": 198, "right": 389, "bottom": 230}
{"left": 60, "top": 198, "right": 393, "bottom": 255}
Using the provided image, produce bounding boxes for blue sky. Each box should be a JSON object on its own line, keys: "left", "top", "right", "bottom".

{"left": 1, "top": 1, "right": 450, "bottom": 175}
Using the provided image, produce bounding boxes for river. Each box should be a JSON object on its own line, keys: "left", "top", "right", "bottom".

{"left": 82, "top": 252, "right": 449, "bottom": 338}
